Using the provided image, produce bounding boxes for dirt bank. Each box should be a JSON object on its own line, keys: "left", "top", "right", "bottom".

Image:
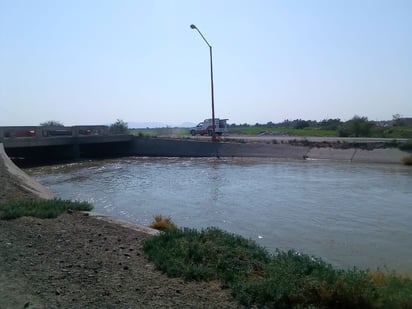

{"left": 0, "top": 212, "right": 239, "bottom": 308}
{"left": 0, "top": 145, "right": 240, "bottom": 308}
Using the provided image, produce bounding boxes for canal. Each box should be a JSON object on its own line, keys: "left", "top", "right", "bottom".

{"left": 27, "top": 157, "right": 412, "bottom": 273}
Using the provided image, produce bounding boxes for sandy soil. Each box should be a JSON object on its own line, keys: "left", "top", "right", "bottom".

{"left": 0, "top": 148, "right": 240, "bottom": 308}
{"left": 0, "top": 212, "right": 240, "bottom": 308}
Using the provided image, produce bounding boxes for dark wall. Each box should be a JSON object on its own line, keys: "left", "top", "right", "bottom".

{"left": 6, "top": 145, "right": 77, "bottom": 161}
{"left": 5, "top": 141, "right": 133, "bottom": 166}
{"left": 78, "top": 141, "right": 132, "bottom": 158}
{"left": 5, "top": 137, "right": 310, "bottom": 167}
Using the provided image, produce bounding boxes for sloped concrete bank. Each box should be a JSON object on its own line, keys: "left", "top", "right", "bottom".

{"left": 131, "top": 137, "right": 309, "bottom": 159}
{"left": 0, "top": 143, "right": 54, "bottom": 203}
{"left": 131, "top": 137, "right": 411, "bottom": 164}
{"left": 305, "top": 147, "right": 411, "bottom": 163}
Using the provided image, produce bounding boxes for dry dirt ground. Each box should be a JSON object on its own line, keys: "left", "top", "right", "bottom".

{"left": 0, "top": 158, "right": 240, "bottom": 308}
{"left": 0, "top": 212, "right": 240, "bottom": 309}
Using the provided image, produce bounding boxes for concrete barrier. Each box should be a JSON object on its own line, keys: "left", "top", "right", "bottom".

{"left": 352, "top": 148, "right": 410, "bottom": 164}
{"left": 0, "top": 143, "right": 55, "bottom": 200}
{"left": 132, "top": 137, "right": 411, "bottom": 164}
{"left": 305, "top": 147, "right": 411, "bottom": 164}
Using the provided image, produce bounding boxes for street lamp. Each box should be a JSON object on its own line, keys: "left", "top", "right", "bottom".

{"left": 190, "top": 24, "right": 216, "bottom": 141}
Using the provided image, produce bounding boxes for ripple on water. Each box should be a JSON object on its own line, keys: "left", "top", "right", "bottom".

{"left": 28, "top": 158, "right": 412, "bottom": 273}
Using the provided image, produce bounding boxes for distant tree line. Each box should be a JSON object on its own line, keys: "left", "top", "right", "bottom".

{"left": 229, "top": 115, "right": 412, "bottom": 138}
{"left": 39, "top": 119, "right": 129, "bottom": 135}
{"left": 109, "top": 119, "right": 129, "bottom": 134}
{"left": 229, "top": 118, "right": 343, "bottom": 131}
{"left": 40, "top": 120, "right": 64, "bottom": 127}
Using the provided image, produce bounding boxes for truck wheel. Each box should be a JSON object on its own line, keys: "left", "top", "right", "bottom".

{"left": 190, "top": 130, "right": 196, "bottom": 136}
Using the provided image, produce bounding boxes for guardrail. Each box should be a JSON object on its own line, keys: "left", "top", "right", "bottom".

{"left": 0, "top": 125, "right": 110, "bottom": 140}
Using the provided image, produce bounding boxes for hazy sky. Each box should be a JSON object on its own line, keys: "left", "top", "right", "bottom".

{"left": 1, "top": 0, "right": 411, "bottom": 127}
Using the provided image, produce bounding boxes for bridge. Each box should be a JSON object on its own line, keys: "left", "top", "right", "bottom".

{"left": 0, "top": 126, "right": 133, "bottom": 161}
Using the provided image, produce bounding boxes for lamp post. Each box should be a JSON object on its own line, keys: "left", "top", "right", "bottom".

{"left": 190, "top": 24, "right": 216, "bottom": 141}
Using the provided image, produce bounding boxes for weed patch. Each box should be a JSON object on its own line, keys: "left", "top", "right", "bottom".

{"left": 144, "top": 227, "right": 412, "bottom": 308}
{"left": 0, "top": 199, "right": 93, "bottom": 220}
{"left": 401, "top": 155, "right": 412, "bottom": 165}
{"left": 149, "top": 215, "right": 177, "bottom": 231}
{"left": 399, "top": 140, "right": 412, "bottom": 151}
{"left": 369, "top": 270, "right": 412, "bottom": 307}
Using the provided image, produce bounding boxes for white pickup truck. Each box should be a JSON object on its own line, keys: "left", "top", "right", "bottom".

{"left": 190, "top": 118, "right": 228, "bottom": 136}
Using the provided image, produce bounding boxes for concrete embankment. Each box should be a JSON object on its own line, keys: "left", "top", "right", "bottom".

{"left": 0, "top": 143, "right": 55, "bottom": 203}
{"left": 131, "top": 137, "right": 411, "bottom": 164}
{"left": 305, "top": 147, "right": 411, "bottom": 163}
{"left": 131, "top": 137, "right": 309, "bottom": 159}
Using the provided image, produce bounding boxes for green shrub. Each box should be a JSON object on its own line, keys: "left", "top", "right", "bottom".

{"left": 129, "top": 128, "right": 189, "bottom": 137}
{"left": 401, "top": 155, "right": 412, "bottom": 166}
{"left": 0, "top": 199, "right": 93, "bottom": 220}
{"left": 232, "top": 252, "right": 379, "bottom": 308}
{"left": 382, "top": 139, "right": 399, "bottom": 148}
{"left": 369, "top": 271, "right": 412, "bottom": 308}
{"left": 143, "top": 227, "right": 270, "bottom": 281}
{"left": 109, "top": 119, "right": 129, "bottom": 134}
{"left": 144, "top": 227, "right": 412, "bottom": 308}
{"left": 39, "top": 120, "right": 64, "bottom": 127}
{"left": 399, "top": 140, "right": 412, "bottom": 151}
{"left": 338, "top": 116, "right": 375, "bottom": 137}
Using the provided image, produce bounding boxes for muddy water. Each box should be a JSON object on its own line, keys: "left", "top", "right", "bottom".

{"left": 27, "top": 157, "right": 412, "bottom": 273}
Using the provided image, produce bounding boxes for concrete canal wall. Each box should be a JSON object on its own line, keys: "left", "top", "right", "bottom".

{"left": 131, "top": 137, "right": 309, "bottom": 159}
{"left": 0, "top": 143, "right": 55, "bottom": 203}
{"left": 131, "top": 137, "right": 411, "bottom": 164}
{"left": 305, "top": 147, "right": 410, "bottom": 164}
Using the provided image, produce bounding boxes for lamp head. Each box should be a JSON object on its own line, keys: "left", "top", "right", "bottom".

{"left": 190, "top": 24, "right": 197, "bottom": 29}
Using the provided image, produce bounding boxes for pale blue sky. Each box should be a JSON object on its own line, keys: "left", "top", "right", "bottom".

{"left": 1, "top": 0, "right": 411, "bottom": 126}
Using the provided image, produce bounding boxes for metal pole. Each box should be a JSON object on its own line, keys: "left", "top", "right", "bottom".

{"left": 209, "top": 45, "right": 216, "bottom": 141}
{"left": 190, "top": 24, "right": 217, "bottom": 141}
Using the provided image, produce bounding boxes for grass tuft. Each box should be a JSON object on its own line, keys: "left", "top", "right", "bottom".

{"left": 149, "top": 214, "right": 178, "bottom": 231}
{"left": 401, "top": 155, "right": 412, "bottom": 165}
{"left": 369, "top": 270, "right": 412, "bottom": 308}
{"left": 0, "top": 198, "right": 93, "bottom": 220}
{"left": 399, "top": 139, "right": 412, "bottom": 150}
{"left": 143, "top": 227, "right": 412, "bottom": 308}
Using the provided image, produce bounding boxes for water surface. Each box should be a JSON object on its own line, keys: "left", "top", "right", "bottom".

{"left": 27, "top": 157, "right": 412, "bottom": 273}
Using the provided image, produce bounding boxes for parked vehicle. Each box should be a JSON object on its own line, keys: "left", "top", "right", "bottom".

{"left": 190, "top": 118, "right": 228, "bottom": 136}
